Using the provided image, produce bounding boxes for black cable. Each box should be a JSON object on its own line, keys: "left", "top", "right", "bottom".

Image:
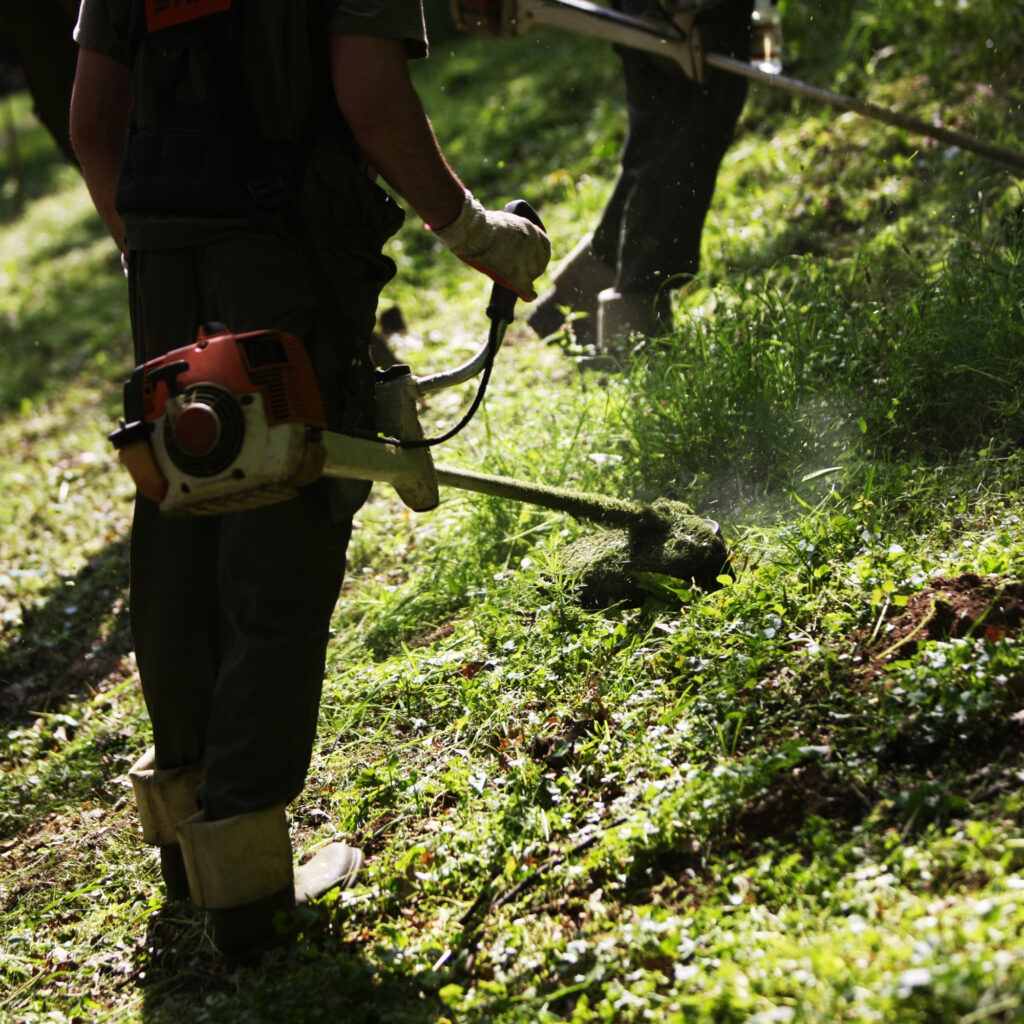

{"left": 371, "top": 201, "right": 542, "bottom": 449}
{"left": 379, "top": 314, "right": 505, "bottom": 450}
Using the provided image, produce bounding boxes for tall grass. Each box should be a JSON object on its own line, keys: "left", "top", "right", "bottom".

{"left": 614, "top": 222, "right": 1024, "bottom": 510}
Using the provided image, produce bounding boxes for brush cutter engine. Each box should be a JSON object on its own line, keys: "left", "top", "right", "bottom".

{"left": 451, "top": 0, "right": 709, "bottom": 81}
{"left": 111, "top": 199, "right": 546, "bottom": 517}
{"left": 109, "top": 318, "right": 460, "bottom": 516}
{"left": 110, "top": 324, "right": 336, "bottom": 515}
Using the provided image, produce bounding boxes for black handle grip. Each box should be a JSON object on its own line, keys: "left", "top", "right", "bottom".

{"left": 486, "top": 199, "right": 547, "bottom": 324}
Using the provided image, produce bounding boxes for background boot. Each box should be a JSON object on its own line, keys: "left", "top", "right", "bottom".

{"left": 527, "top": 233, "right": 615, "bottom": 344}
{"left": 129, "top": 748, "right": 203, "bottom": 900}
{"left": 176, "top": 804, "right": 363, "bottom": 963}
{"left": 596, "top": 288, "right": 672, "bottom": 356}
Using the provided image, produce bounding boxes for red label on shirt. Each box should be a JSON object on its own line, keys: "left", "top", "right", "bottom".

{"left": 145, "top": 0, "right": 232, "bottom": 33}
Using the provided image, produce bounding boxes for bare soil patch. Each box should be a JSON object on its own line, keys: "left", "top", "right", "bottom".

{"left": 856, "top": 572, "right": 1024, "bottom": 675}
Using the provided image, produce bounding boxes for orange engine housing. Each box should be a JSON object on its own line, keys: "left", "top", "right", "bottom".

{"left": 110, "top": 323, "right": 326, "bottom": 510}
{"left": 132, "top": 323, "right": 326, "bottom": 429}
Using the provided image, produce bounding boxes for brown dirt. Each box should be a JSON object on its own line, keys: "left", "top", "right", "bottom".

{"left": 0, "top": 638, "right": 134, "bottom": 721}
{"left": 734, "top": 759, "right": 871, "bottom": 848}
{"left": 854, "top": 572, "right": 1024, "bottom": 676}
{"left": 730, "top": 573, "right": 1024, "bottom": 855}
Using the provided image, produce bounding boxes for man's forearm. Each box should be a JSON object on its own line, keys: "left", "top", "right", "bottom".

{"left": 329, "top": 35, "right": 466, "bottom": 229}
{"left": 70, "top": 48, "right": 133, "bottom": 251}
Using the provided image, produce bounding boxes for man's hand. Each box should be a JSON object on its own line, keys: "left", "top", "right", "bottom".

{"left": 432, "top": 192, "right": 551, "bottom": 301}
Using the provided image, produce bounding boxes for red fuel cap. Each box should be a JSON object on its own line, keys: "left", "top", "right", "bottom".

{"left": 174, "top": 404, "right": 220, "bottom": 456}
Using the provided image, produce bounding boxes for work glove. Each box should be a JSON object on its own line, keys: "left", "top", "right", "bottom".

{"left": 432, "top": 191, "right": 551, "bottom": 301}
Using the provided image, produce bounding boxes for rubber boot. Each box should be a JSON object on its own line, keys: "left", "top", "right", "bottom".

{"left": 527, "top": 234, "right": 615, "bottom": 344}
{"left": 596, "top": 288, "right": 670, "bottom": 356}
{"left": 176, "top": 805, "right": 364, "bottom": 964}
{"left": 129, "top": 748, "right": 204, "bottom": 900}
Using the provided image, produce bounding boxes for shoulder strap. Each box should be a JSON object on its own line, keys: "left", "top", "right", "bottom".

{"left": 144, "top": 0, "right": 232, "bottom": 33}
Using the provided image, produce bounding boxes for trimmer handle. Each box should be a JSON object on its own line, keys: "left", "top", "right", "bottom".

{"left": 486, "top": 199, "right": 547, "bottom": 324}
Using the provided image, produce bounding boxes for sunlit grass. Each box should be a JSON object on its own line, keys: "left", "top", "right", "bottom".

{"left": 3, "top": 1, "right": 1024, "bottom": 1020}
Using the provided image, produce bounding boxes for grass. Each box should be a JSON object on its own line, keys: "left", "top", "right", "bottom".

{"left": 3, "top": 1, "right": 1024, "bottom": 1021}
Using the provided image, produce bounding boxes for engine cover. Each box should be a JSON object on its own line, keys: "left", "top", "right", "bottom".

{"left": 110, "top": 324, "right": 326, "bottom": 516}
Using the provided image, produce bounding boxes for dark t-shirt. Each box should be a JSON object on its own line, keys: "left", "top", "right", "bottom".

{"left": 72, "top": 0, "right": 426, "bottom": 248}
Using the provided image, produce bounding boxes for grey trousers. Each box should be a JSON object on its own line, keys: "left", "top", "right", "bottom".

{"left": 126, "top": 230, "right": 379, "bottom": 821}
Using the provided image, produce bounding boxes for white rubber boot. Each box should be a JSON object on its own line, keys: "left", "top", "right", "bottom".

{"left": 129, "top": 747, "right": 203, "bottom": 899}
{"left": 176, "top": 805, "right": 364, "bottom": 962}
{"left": 596, "top": 288, "right": 667, "bottom": 354}
{"left": 527, "top": 233, "right": 615, "bottom": 343}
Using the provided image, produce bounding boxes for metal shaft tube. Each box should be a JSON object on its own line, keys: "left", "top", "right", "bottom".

{"left": 434, "top": 463, "right": 653, "bottom": 529}
{"left": 706, "top": 52, "right": 1024, "bottom": 173}
{"left": 518, "top": 0, "right": 703, "bottom": 80}
{"left": 516, "top": 0, "right": 1024, "bottom": 172}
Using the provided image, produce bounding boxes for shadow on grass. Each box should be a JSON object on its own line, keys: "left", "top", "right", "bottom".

{"left": 0, "top": 91, "right": 78, "bottom": 226}
{"left": 0, "top": 535, "right": 132, "bottom": 727}
{"left": 135, "top": 902, "right": 450, "bottom": 1024}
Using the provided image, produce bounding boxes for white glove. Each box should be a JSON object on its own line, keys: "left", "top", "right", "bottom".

{"left": 432, "top": 191, "right": 551, "bottom": 301}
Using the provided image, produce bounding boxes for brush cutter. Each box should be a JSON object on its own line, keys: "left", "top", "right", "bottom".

{"left": 108, "top": 200, "right": 729, "bottom": 596}
{"left": 451, "top": 0, "right": 1024, "bottom": 173}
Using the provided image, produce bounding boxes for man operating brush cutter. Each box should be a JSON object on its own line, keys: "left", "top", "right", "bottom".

{"left": 70, "top": 0, "right": 549, "bottom": 964}
{"left": 457, "top": 0, "right": 1024, "bottom": 358}
{"left": 527, "top": 0, "right": 754, "bottom": 355}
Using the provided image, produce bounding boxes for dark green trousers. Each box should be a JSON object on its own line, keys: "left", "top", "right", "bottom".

{"left": 127, "top": 230, "right": 381, "bottom": 820}
{"left": 592, "top": 0, "right": 753, "bottom": 294}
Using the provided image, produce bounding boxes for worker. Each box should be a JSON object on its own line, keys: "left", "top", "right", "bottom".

{"left": 528, "top": 0, "right": 753, "bottom": 354}
{"left": 69, "top": 0, "right": 549, "bottom": 963}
